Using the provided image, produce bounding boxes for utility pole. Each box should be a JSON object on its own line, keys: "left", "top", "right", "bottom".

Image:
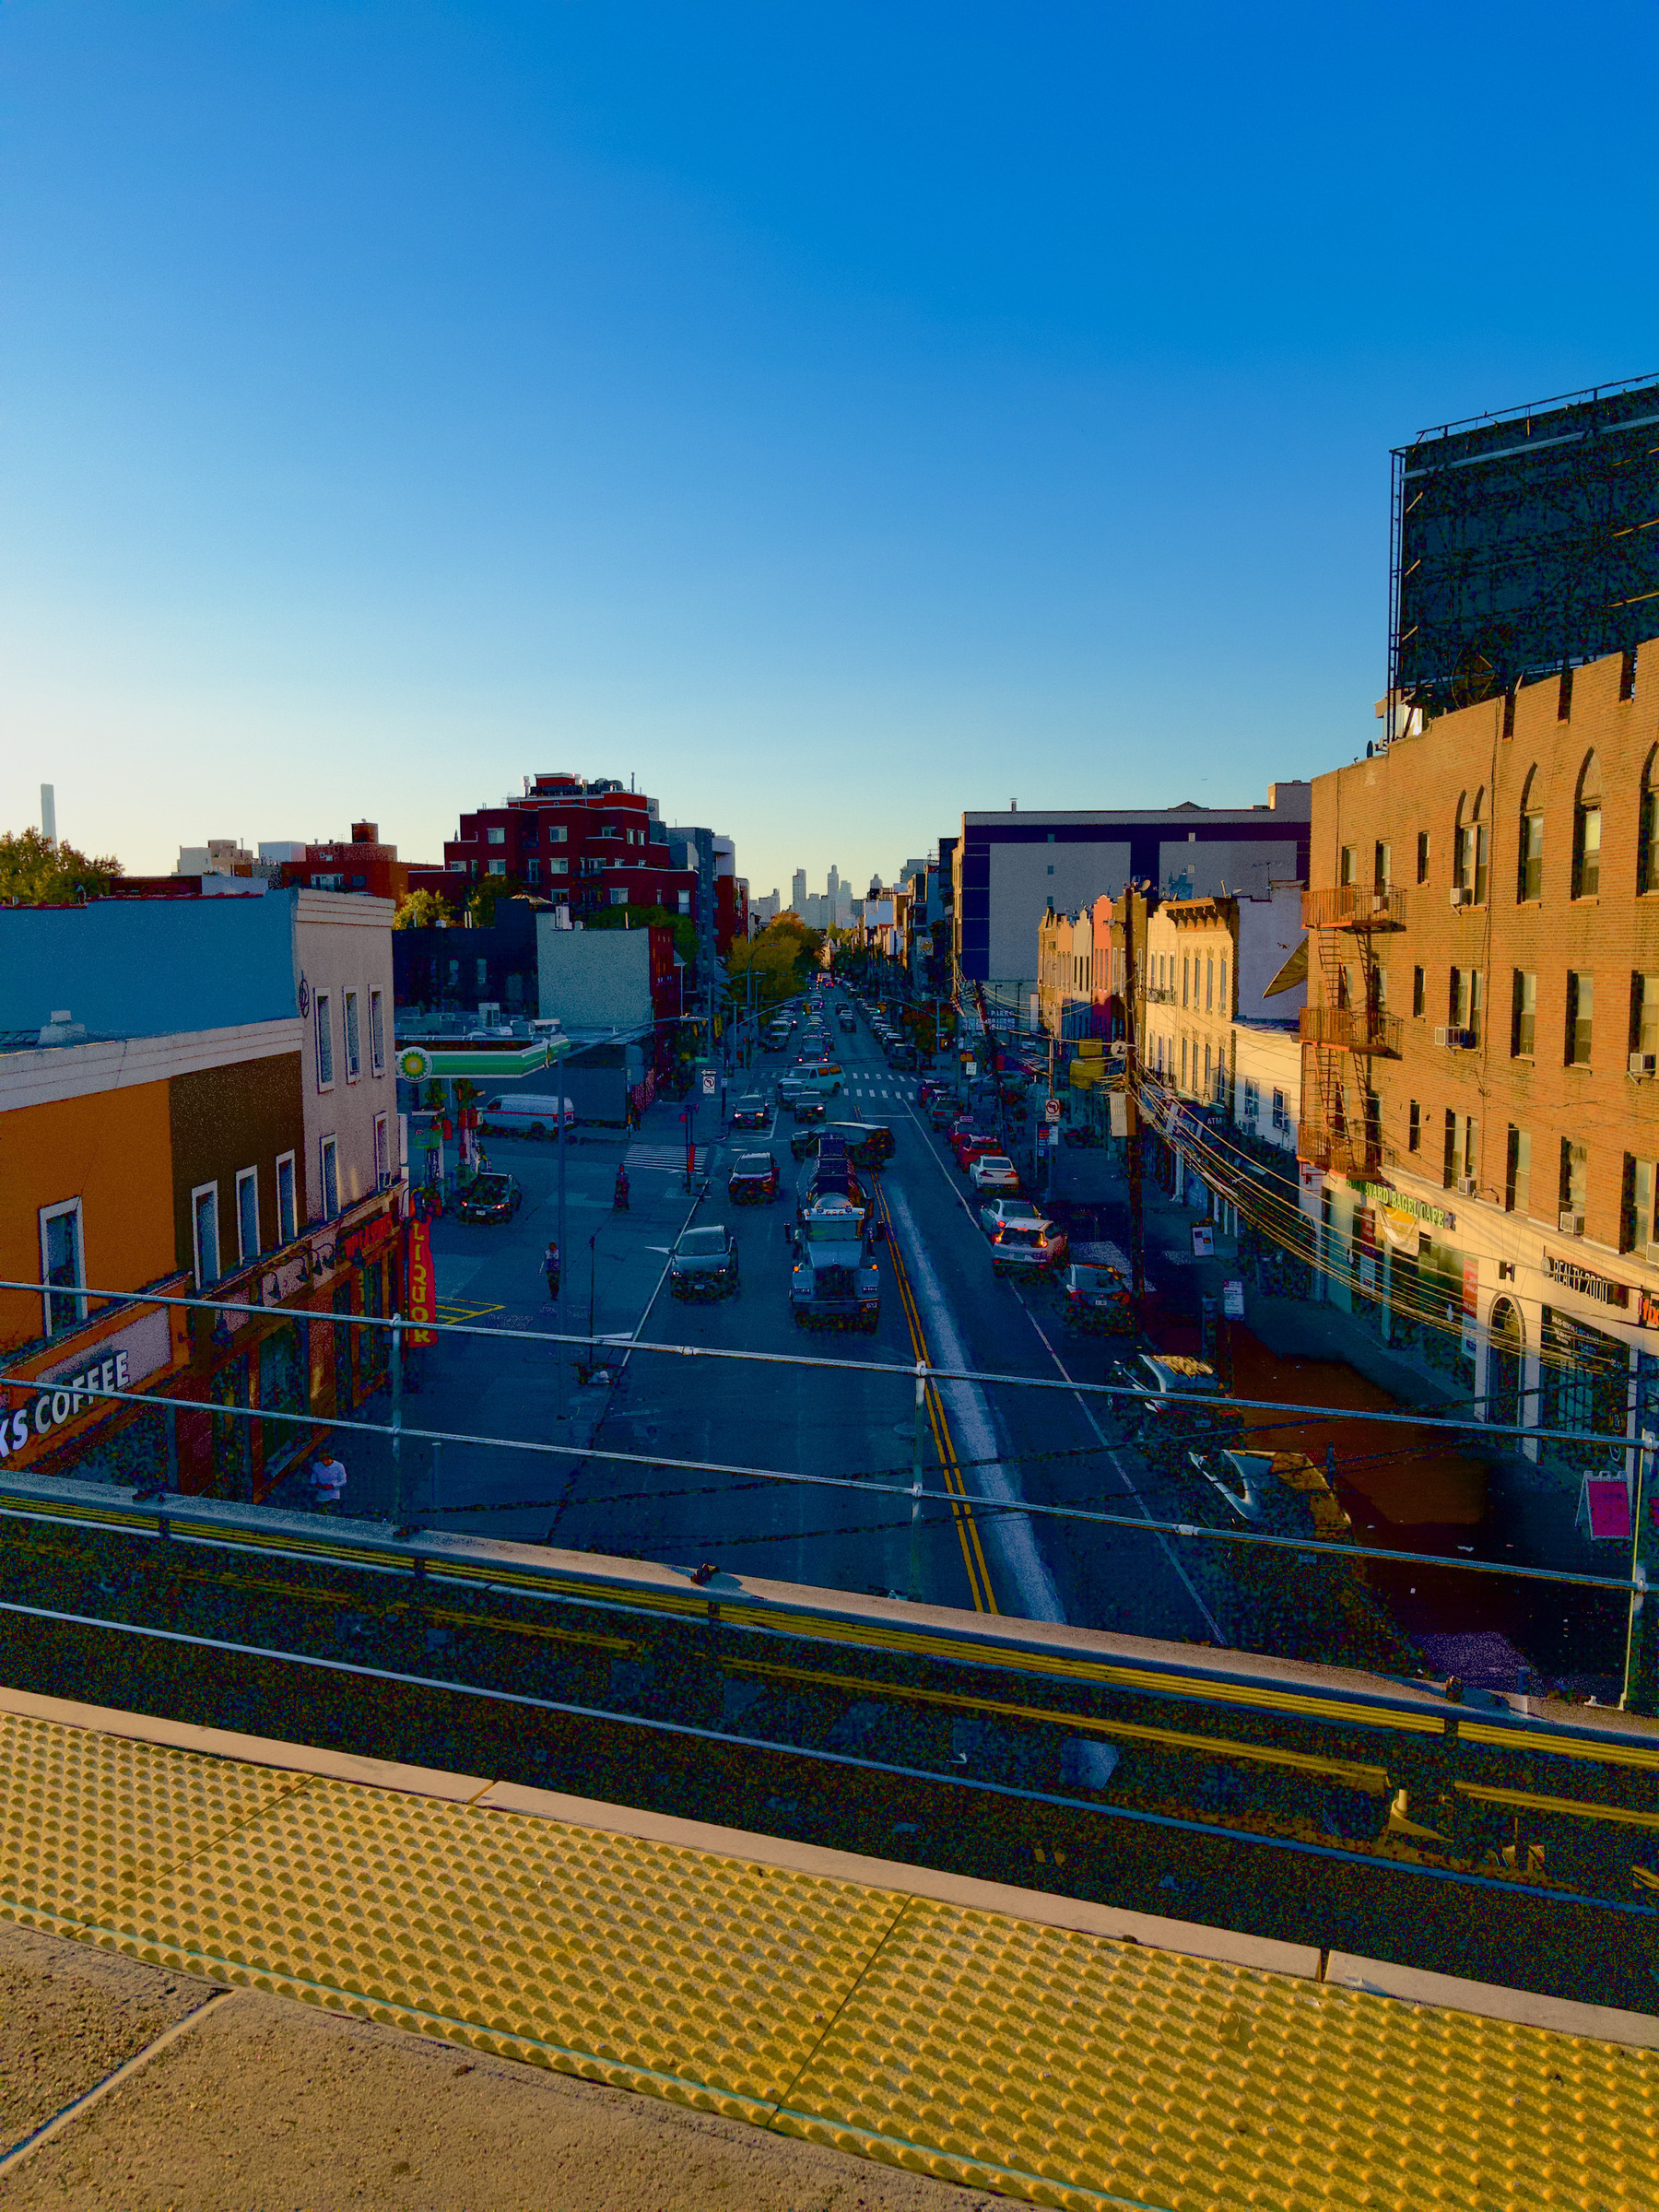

{"left": 1121, "top": 886, "right": 1147, "bottom": 1305}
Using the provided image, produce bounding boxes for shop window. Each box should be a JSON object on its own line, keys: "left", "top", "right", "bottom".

{"left": 1566, "top": 971, "right": 1594, "bottom": 1065}
{"left": 39, "top": 1199, "right": 86, "bottom": 1336}
{"left": 235, "top": 1168, "right": 259, "bottom": 1265}
{"left": 191, "top": 1183, "right": 220, "bottom": 1289}
{"left": 210, "top": 1354, "right": 250, "bottom": 1501}
{"left": 1542, "top": 1309, "right": 1626, "bottom": 1469}
{"left": 1505, "top": 1128, "right": 1531, "bottom": 1216}
{"left": 1512, "top": 971, "right": 1535, "bottom": 1058}
{"left": 276, "top": 1152, "right": 298, "bottom": 1244}
{"left": 1416, "top": 830, "right": 1430, "bottom": 884}
{"left": 343, "top": 990, "right": 360, "bottom": 1082}
{"left": 314, "top": 993, "right": 334, "bottom": 1089}
{"left": 1517, "top": 767, "right": 1543, "bottom": 900}
{"left": 369, "top": 990, "right": 385, "bottom": 1077}
{"left": 1621, "top": 1156, "right": 1656, "bottom": 1254}
{"left": 1572, "top": 754, "right": 1602, "bottom": 898}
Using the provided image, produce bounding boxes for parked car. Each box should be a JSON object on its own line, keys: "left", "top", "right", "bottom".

{"left": 479, "top": 1093, "right": 575, "bottom": 1137}
{"left": 952, "top": 1134, "right": 1002, "bottom": 1171}
{"left": 452, "top": 1171, "right": 523, "bottom": 1224}
{"left": 831, "top": 1122, "right": 895, "bottom": 1167}
{"left": 979, "top": 1195, "right": 1041, "bottom": 1238}
{"left": 669, "top": 1223, "right": 740, "bottom": 1300}
{"left": 1059, "top": 1260, "right": 1134, "bottom": 1334}
{"left": 970, "top": 1153, "right": 1019, "bottom": 1193}
{"left": 1108, "top": 1352, "right": 1239, "bottom": 1462}
{"left": 888, "top": 1042, "right": 918, "bottom": 1071}
{"left": 727, "top": 1151, "right": 781, "bottom": 1204}
{"left": 730, "top": 1095, "right": 771, "bottom": 1130}
{"left": 928, "top": 1097, "right": 958, "bottom": 1129}
{"left": 987, "top": 1216, "right": 1065, "bottom": 1277}
{"left": 790, "top": 1124, "right": 821, "bottom": 1160}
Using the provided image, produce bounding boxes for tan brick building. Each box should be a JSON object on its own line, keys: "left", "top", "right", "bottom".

{"left": 1302, "top": 634, "right": 1659, "bottom": 1458}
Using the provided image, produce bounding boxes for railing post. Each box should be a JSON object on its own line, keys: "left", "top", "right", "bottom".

{"left": 909, "top": 1358, "right": 928, "bottom": 1602}
{"left": 390, "top": 1311, "right": 405, "bottom": 1528}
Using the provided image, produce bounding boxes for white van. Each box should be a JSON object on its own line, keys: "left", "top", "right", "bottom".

{"left": 480, "top": 1093, "right": 575, "bottom": 1136}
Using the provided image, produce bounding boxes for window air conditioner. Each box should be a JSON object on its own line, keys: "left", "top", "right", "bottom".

{"left": 1646, "top": 1241, "right": 1659, "bottom": 1268}
{"left": 1559, "top": 1209, "right": 1586, "bottom": 1237}
{"left": 1457, "top": 1176, "right": 1478, "bottom": 1197}
{"left": 1630, "top": 1052, "right": 1658, "bottom": 1077}
{"left": 1450, "top": 887, "right": 1471, "bottom": 908}
{"left": 1433, "top": 1026, "right": 1449, "bottom": 1048}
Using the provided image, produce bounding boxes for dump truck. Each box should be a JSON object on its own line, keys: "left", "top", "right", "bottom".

{"left": 787, "top": 1133, "right": 882, "bottom": 1330}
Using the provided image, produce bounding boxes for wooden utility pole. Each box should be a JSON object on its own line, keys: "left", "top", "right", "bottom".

{"left": 1121, "top": 887, "right": 1147, "bottom": 1303}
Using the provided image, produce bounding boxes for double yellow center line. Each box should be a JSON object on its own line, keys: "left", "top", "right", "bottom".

{"left": 874, "top": 1182, "right": 998, "bottom": 1614}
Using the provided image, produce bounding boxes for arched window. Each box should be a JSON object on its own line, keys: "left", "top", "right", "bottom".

{"left": 1488, "top": 1299, "right": 1524, "bottom": 1430}
{"left": 1572, "top": 754, "right": 1603, "bottom": 899}
{"left": 1641, "top": 749, "right": 1659, "bottom": 895}
{"left": 1517, "top": 767, "right": 1543, "bottom": 901}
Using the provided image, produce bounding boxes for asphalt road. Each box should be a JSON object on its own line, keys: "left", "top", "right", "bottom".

{"left": 375, "top": 990, "right": 1265, "bottom": 1649}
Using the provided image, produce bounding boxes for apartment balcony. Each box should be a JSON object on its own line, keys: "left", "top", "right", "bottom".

{"left": 1301, "top": 886, "right": 1407, "bottom": 934}
{"left": 1299, "top": 1005, "right": 1402, "bottom": 1056}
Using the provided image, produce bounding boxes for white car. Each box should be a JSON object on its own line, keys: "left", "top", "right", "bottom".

{"left": 970, "top": 1154, "right": 1019, "bottom": 1192}
{"left": 979, "top": 1195, "right": 1042, "bottom": 1238}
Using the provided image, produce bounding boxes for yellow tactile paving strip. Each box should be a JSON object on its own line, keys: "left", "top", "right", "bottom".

{"left": 1, "top": 1711, "right": 1657, "bottom": 2210}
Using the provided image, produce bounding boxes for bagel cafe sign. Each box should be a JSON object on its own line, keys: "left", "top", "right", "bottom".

{"left": 0, "top": 1296, "right": 189, "bottom": 1472}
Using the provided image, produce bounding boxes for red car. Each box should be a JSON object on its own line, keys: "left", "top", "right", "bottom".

{"left": 727, "top": 1152, "right": 781, "bottom": 1204}
{"left": 952, "top": 1134, "right": 1002, "bottom": 1172}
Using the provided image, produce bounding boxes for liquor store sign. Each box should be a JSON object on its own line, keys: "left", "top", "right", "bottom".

{"left": 0, "top": 1304, "right": 182, "bottom": 1471}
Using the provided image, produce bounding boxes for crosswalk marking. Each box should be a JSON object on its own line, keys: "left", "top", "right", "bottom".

{"left": 627, "top": 1144, "right": 702, "bottom": 1171}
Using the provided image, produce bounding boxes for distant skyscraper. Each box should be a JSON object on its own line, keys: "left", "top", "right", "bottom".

{"left": 791, "top": 867, "right": 806, "bottom": 915}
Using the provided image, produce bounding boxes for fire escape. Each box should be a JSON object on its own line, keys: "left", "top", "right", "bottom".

{"left": 1297, "top": 886, "right": 1406, "bottom": 1177}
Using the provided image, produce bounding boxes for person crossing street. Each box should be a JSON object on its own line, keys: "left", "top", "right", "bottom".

{"left": 544, "top": 1238, "right": 561, "bottom": 1300}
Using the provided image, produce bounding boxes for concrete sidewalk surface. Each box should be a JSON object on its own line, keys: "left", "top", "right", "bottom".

{"left": 0, "top": 1924, "right": 997, "bottom": 2212}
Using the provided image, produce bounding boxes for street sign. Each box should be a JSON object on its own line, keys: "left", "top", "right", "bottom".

{"left": 1191, "top": 1223, "right": 1215, "bottom": 1259}
{"left": 963, "top": 1060, "right": 976, "bottom": 1077}
{"left": 701, "top": 1068, "right": 717, "bottom": 1096}
{"left": 1222, "top": 1278, "right": 1244, "bottom": 1319}
{"left": 1044, "top": 1098, "right": 1062, "bottom": 1123}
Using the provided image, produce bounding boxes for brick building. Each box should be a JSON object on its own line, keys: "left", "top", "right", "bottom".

{"left": 414, "top": 773, "right": 701, "bottom": 924}
{"left": 1300, "top": 634, "right": 1659, "bottom": 1458}
{"left": 269, "top": 823, "right": 418, "bottom": 902}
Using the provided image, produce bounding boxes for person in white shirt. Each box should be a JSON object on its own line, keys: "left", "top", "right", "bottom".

{"left": 311, "top": 1454, "right": 347, "bottom": 1512}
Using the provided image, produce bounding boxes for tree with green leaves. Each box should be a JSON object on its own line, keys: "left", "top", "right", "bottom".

{"left": 728, "top": 916, "right": 826, "bottom": 1007}
{"left": 393, "top": 887, "right": 457, "bottom": 930}
{"left": 586, "top": 901, "right": 699, "bottom": 965}
{"left": 0, "top": 828, "right": 123, "bottom": 906}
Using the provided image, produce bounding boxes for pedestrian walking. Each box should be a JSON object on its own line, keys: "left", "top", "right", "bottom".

{"left": 544, "top": 1238, "right": 561, "bottom": 1300}
{"left": 311, "top": 1452, "right": 347, "bottom": 1514}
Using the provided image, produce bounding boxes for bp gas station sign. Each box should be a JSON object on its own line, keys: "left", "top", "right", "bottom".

{"left": 396, "top": 1040, "right": 568, "bottom": 1084}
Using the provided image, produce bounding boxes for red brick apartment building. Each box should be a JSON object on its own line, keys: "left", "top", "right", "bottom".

{"left": 410, "top": 772, "right": 700, "bottom": 923}
{"left": 1300, "top": 635, "right": 1659, "bottom": 1456}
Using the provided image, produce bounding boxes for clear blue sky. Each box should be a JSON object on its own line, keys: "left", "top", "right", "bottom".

{"left": 4, "top": 2, "right": 1658, "bottom": 903}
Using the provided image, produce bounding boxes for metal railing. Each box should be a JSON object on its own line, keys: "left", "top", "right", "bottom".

{"left": 1302, "top": 886, "right": 1408, "bottom": 933}
{"left": 1299, "top": 1005, "right": 1404, "bottom": 1057}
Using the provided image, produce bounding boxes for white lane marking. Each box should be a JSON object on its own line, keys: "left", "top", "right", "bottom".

{"left": 884, "top": 1179, "right": 1064, "bottom": 1626}
{"left": 897, "top": 1088, "right": 1223, "bottom": 1642}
